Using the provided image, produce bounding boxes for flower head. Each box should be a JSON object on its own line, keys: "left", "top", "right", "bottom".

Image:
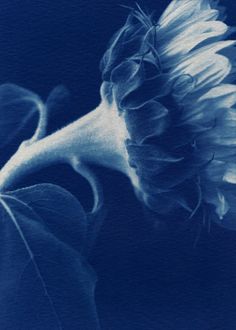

{"left": 1, "top": 0, "right": 236, "bottom": 230}
{"left": 99, "top": 0, "right": 236, "bottom": 229}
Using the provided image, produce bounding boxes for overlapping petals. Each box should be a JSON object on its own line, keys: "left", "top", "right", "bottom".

{"left": 100, "top": 0, "right": 236, "bottom": 229}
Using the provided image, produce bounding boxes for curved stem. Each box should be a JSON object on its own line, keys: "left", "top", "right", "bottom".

{"left": 71, "top": 157, "right": 103, "bottom": 213}
{"left": 30, "top": 102, "right": 48, "bottom": 143}
{"left": 0, "top": 100, "right": 130, "bottom": 192}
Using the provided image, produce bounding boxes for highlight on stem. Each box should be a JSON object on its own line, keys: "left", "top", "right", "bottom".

{"left": 1, "top": 0, "right": 236, "bottom": 231}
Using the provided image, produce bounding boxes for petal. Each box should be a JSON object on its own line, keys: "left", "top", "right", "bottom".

{"left": 206, "top": 188, "right": 236, "bottom": 230}
{"left": 172, "top": 74, "right": 196, "bottom": 99}
{"left": 124, "top": 100, "right": 169, "bottom": 144}
{"left": 215, "top": 191, "right": 230, "bottom": 219}
{"left": 203, "top": 160, "right": 226, "bottom": 182}
{"left": 140, "top": 185, "right": 198, "bottom": 215}
{"left": 203, "top": 126, "right": 236, "bottom": 147}
{"left": 159, "top": 0, "right": 214, "bottom": 30}
{"left": 171, "top": 40, "right": 236, "bottom": 72}
{"left": 158, "top": 9, "right": 219, "bottom": 42}
{"left": 120, "top": 73, "right": 173, "bottom": 109}
{"left": 100, "top": 15, "right": 146, "bottom": 80}
{"left": 199, "top": 144, "right": 236, "bottom": 162}
{"left": 199, "top": 84, "right": 236, "bottom": 107}
{"left": 126, "top": 142, "right": 183, "bottom": 172}
{"left": 182, "top": 84, "right": 236, "bottom": 125}
{"left": 176, "top": 41, "right": 236, "bottom": 77}
{"left": 160, "top": 21, "right": 228, "bottom": 59}
{"left": 162, "top": 39, "right": 236, "bottom": 70}
{"left": 111, "top": 60, "right": 143, "bottom": 107}
{"left": 173, "top": 54, "right": 231, "bottom": 92}
{"left": 223, "top": 163, "right": 236, "bottom": 184}
{"left": 141, "top": 191, "right": 176, "bottom": 214}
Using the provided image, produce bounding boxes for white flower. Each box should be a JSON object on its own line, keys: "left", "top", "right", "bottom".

{"left": 98, "top": 0, "right": 236, "bottom": 229}
{"left": 2, "top": 0, "right": 236, "bottom": 227}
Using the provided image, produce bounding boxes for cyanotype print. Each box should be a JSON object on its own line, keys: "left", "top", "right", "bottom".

{"left": 0, "top": 0, "right": 236, "bottom": 329}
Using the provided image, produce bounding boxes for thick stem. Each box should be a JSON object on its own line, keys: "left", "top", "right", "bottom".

{"left": 0, "top": 100, "right": 130, "bottom": 192}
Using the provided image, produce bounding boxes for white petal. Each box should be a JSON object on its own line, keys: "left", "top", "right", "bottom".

{"left": 159, "top": 0, "right": 213, "bottom": 29}
{"left": 224, "top": 108, "right": 236, "bottom": 123}
{"left": 224, "top": 164, "right": 236, "bottom": 184}
{"left": 160, "top": 21, "right": 228, "bottom": 58}
{"left": 173, "top": 40, "right": 236, "bottom": 72}
{"left": 157, "top": 9, "right": 219, "bottom": 42}
{"left": 191, "top": 40, "right": 236, "bottom": 57}
{"left": 159, "top": 0, "right": 193, "bottom": 22}
{"left": 172, "top": 40, "right": 236, "bottom": 73}
{"left": 161, "top": 40, "right": 236, "bottom": 72}
{"left": 199, "top": 84, "right": 236, "bottom": 108}
{"left": 173, "top": 54, "right": 231, "bottom": 91}
{"left": 215, "top": 191, "right": 230, "bottom": 219}
{"left": 181, "top": 85, "right": 236, "bottom": 124}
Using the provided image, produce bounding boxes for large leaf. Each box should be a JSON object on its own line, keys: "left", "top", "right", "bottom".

{"left": 0, "top": 183, "right": 100, "bottom": 330}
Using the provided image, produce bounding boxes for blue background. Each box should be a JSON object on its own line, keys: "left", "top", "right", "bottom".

{"left": 1, "top": 0, "right": 236, "bottom": 329}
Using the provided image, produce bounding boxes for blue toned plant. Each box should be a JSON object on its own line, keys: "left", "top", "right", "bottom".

{"left": 0, "top": 184, "right": 100, "bottom": 329}
{"left": 2, "top": 0, "right": 236, "bottom": 230}
{"left": 1, "top": 0, "right": 236, "bottom": 328}
{"left": 0, "top": 84, "right": 102, "bottom": 329}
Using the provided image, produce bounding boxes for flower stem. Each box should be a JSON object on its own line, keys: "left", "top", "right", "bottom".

{"left": 0, "top": 100, "right": 130, "bottom": 192}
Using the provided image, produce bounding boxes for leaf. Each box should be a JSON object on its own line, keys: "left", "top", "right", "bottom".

{"left": 0, "top": 84, "right": 70, "bottom": 149}
{"left": 45, "top": 85, "right": 70, "bottom": 117}
{"left": 0, "top": 183, "right": 101, "bottom": 329}
{"left": 0, "top": 84, "right": 44, "bottom": 148}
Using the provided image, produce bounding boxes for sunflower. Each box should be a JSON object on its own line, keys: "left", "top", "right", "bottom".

{"left": 1, "top": 0, "right": 236, "bottom": 229}
{"left": 98, "top": 0, "right": 236, "bottom": 229}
